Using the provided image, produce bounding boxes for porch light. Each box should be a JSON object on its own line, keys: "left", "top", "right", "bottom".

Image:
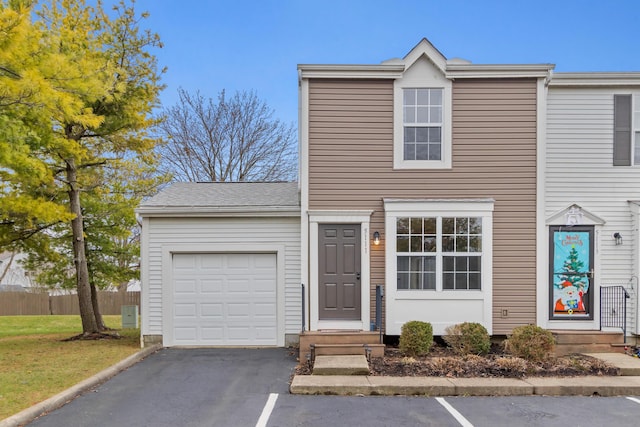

{"left": 373, "top": 231, "right": 380, "bottom": 246}
{"left": 613, "top": 232, "right": 623, "bottom": 246}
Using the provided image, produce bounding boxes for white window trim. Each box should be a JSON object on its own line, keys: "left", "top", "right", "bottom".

{"left": 384, "top": 199, "right": 494, "bottom": 334}
{"left": 393, "top": 65, "right": 452, "bottom": 170}
{"left": 307, "top": 210, "right": 373, "bottom": 331}
{"left": 634, "top": 94, "right": 640, "bottom": 165}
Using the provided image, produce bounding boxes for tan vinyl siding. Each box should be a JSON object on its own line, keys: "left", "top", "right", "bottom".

{"left": 308, "top": 78, "right": 538, "bottom": 334}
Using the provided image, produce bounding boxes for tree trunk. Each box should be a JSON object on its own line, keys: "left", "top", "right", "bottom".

{"left": 90, "top": 280, "right": 107, "bottom": 330}
{"left": 67, "top": 158, "right": 100, "bottom": 334}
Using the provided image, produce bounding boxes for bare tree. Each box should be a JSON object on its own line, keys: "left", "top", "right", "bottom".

{"left": 158, "top": 89, "right": 297, "bottom": 182}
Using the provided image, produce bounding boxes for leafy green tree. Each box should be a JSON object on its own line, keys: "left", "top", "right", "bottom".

{"left": 0, "top": 0, "right": 165, "bottom": 335}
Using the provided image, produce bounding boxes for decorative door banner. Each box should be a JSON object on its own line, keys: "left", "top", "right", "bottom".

{"left": 550, "top": 227, "right": 593, "bottom": 320}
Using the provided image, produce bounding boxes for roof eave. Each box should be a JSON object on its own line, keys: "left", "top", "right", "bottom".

{"left": 549, "top": 72, "right": 640, "bottom": 87}
{"left": 298, "top": 64, "right": 405, "bottom": 79}
{"left": 136, "top": 206, "right": 301, "bottom": 218}
{"left": 446, "top": 64, "right": 555, "bottom": 79}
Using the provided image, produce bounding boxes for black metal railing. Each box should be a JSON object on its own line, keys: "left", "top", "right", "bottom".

{"left": 301, "top": 283, "right": 306, "bottom": 332}
{"left": 375, "top": 284, "right": 384, "bottom": 343}
{"left": 600, "top": 285, "right": 630, "bottom": 342}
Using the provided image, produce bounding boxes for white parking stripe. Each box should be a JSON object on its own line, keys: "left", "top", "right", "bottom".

{"left": 256, "top": 393, "right": 278, "bottom": 427}
{"left": 626, "top": 396, "right": 640, "bottom": 405}
{"left": 436, "top": 397, "right": 474, "bottom": 427}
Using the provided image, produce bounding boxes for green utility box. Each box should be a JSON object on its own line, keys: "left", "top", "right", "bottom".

{"left": 121, "top": 305, "right": 139, "bottom": 329}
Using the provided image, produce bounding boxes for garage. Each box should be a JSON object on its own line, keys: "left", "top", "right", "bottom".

{"left": 137, "top": 182, "right": 301, "bottom": 348}
{"left": 171, "top": 253, "right": 277, "bottom": 346}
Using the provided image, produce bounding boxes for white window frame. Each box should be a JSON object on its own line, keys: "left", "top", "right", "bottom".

{"left": 396, "top": 216, "right": 483, "bottom": 291}
{"left": 384, "top": 199, "right": 494, "bottom": 335}
{"left": 393, "top": 57, "right": 452, "bottom": 170}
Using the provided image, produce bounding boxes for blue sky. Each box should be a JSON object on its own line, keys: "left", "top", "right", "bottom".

{"left": 142, "top": 0, "right": 640, "bottom": 126}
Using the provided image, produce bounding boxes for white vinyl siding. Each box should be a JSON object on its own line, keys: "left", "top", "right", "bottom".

{"left": 141, "top": 216, "right": 301, "bottom": 344}
{"left": 546, "top": 87, "right": 640, "bottom": 332}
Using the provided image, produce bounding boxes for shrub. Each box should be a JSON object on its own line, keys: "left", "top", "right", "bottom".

{"left": 443, "top": 322, "right": 491, "bottom": 355}
{"left": 504, "top": 325, "right": 555, "bottom": 362}
{"left": 399, "top": 320, "right": 433, "bottom": 357}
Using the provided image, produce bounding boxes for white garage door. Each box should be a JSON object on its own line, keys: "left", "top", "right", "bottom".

{"left": 171, "top": 253, "right": 277, "bottom": 346}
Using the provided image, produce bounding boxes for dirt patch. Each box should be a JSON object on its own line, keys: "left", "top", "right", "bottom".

{"left": 296, "top": 342, "right": 620, "bottom": 378}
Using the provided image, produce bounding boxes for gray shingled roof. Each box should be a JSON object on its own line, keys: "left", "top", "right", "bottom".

{"left": 137, "top": 182, "right": 300, "bottom": 216}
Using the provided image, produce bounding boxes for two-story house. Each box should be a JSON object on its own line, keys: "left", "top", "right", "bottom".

{"left": 299, "top": 38, "right": 551, "bottom": 338}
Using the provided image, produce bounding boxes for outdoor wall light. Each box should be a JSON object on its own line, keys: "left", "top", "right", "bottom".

{"left": 613, "top": 232, "right": 623, "bottom": 245}
{"left": 373, "top": 231, "right": 380, "bottom": 246}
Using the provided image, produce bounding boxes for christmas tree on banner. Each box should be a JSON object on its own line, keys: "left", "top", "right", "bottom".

{"left": 559, "top": 245, "right": 585, "bottom": 289}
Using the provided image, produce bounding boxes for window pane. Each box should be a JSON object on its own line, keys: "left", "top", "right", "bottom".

{"left": 397, "top": 256, "right": 409, "bottom": 271}
{"left": 469, "top": 236, "right": 482, "bottom": 252}
{"left": 409, "top": 256, "right": 422, "bottom": 271}
{"left": 404, "top": 127, "right": 416, "bottom": 142}
{"left": 403, "top": 107, "right": 414, "bottom": 123}
{"left": 468, "top": 256, "right": 481, "bottom": 272}
{"left": 430, "top": 106, "right": 442, "bottom": 123}
{"left": 404, "top": 89, "right": 416, "bottom": 105}
{"left": 456, "top": 236, "right": 468, "bottom": 252}
{"left": 469, "top": 217, "right": 482, "bottom": 234}
{"left": 442, "top": 236, "right": 454, "bottom": 252}
{"left": 456, "top": 217, "right": 468, "bottom": 234}
{"left": 417, "top": 107, "right": 429, "bottom": 123}
{"left": 428, "top": 143, "right": 441, "bottom": 161}
{"left": 397, "top": 218, "right": 409, "bottom": 234}
{"left": 455, "top": 273, "right": 468, "bottom": 290}
{"left": 409, "top": 273, "right": 421, "bottom": 289}
{"left": 416, "top": 127, "right": 429, "bottom": 142}
{"left": 404, "top": 143, "right": 415, "bottom": 160}
{"left": 423, "top": 272, "right": 436, "bottom": 290}
{"left": 398, "top": 272, "right": 409, "bottom": 290}
{"left": 455, "top": 256, "right": 468, "bottom": 271}
{"left": 416, "top": 144, "right": 429, "bottom": 160}
{"left": 411, "top": 218, "right": 422, "bottom": 234}
{"left": 443, "top": 273, "right": 454, "bottom": 289}
{"left": 428, "top": 127, "right": 441, "bottom": 142}
{"left": 442, "top": 218, "right": 455, "bottom": 234}
{"left": 424, "top": 218, "right": 436, "bottom": 234}
{"left": 397, "top": 236, "right": 409, "bottom": 252}
{"left": 443, "top": 256, "right": 454, "bottom": 271}
{"left": 430, "top": 89, "right": 443, "bottom": 105}
{"left": 410, "top": 236, "right": 422, "bottom": 252}
{"left": 424, "top": 256, "right": 436, "bottom": 272}
{"left": 469, "top": 273, "right": 481, "bottom": 290}
{"left": 423, "top": 236, "right": 436, "bottom": 252}
{"left": 416, "top": 89, "right": 429, "bottom": 105}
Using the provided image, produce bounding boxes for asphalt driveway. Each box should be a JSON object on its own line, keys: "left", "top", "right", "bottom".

{"left": 28, "top": 348, "right": 297, "bottom": 427}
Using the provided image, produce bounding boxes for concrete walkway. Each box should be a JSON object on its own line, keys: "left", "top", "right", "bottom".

{"left": 290, "top": 353, "right": 640, "bottom": 397}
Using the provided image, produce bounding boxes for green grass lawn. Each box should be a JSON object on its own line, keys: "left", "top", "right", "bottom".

{"left": 0, "top": 315, "right": 142, "bottom": 420}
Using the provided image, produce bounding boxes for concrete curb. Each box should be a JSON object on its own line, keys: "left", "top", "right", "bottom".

{"left": 289, "top": 374, "right": 640, "bottom": 397}
{"left": 0, "top": 344, "right": 162, "bottom": 427}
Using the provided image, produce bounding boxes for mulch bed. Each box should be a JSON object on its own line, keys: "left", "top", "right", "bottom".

{"left": 296, "top": 342, "right": 620, "bottom": 378}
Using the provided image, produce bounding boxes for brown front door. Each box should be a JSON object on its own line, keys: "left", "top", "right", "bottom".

{"left": 318, "top": 224, "right": 361, "bottom": 320}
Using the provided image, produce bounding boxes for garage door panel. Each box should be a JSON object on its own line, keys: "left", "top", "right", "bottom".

{"left": 171, "top": 253, "right": 277, "bottom": 346}
{"left": 201, "top": 279, "right": 223, "bottom": 293}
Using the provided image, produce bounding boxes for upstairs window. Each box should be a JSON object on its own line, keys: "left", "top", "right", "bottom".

{"left": 403, "top": 89, "right": 443, "bottom": 161}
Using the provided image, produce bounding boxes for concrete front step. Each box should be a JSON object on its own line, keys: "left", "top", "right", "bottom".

{"left": 554, "top": 343, "right": 627, "bottom": 356}
{"left": 552, "top": 330, "right": 625, "bottom": 345}
{"left": 312, "top": 355, "right": 370, "bottom": 376}
{"left": 314, "top": 343, "right": 385, "bottom": 357}
{"left": 299, "top": 331, "right": 382, "bottom": 358}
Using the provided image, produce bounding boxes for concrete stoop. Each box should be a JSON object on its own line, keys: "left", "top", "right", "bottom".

{"left": 312, "top": 355, "right": 370, "bottom": 375}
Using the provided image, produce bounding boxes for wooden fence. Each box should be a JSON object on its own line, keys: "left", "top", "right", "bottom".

{"left": 0, "top": 291, "right": 140, "bottom": 316}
